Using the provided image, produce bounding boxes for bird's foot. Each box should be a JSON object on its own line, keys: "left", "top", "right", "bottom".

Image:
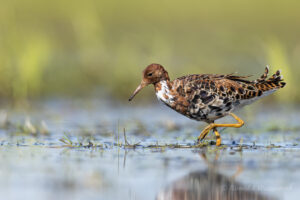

{"left": 197, "top": 124, "right": 215, "bottom": 142}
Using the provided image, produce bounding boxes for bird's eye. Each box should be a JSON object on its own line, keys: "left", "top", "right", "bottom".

{"left": 147, "top": 73, "right": 153, "bottom": 77}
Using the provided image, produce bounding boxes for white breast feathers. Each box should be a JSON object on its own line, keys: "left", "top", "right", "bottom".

{"left": 155, "top": 80, "right": 174, "bottom": 104}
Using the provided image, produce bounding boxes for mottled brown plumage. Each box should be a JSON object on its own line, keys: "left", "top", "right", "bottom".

{"left": 129, "top": 63, "right": 286, "bottom": 145}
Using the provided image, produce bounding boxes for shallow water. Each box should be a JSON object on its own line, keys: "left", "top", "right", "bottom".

{"left": 0, "top": 100, "right": 299, "bottom": 200}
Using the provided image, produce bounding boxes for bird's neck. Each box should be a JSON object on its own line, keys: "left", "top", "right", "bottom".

{"left": 154, "top": 80, "right": 174, "bottom": 104}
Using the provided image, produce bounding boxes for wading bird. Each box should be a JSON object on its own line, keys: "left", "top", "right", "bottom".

{"left": 129, "top": 64, "right": 286, "bottom": 146}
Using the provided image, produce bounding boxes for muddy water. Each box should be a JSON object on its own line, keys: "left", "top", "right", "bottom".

{"left": 0, "top": 100, "right": 299, "bottom": 200}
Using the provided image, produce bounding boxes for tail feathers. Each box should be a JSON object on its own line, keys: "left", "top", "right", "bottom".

{"left": 254, "top": 66, "right": 286, "bottom": 92}
{"left": 255, "top": 66, "right": 269, "bottom": 83}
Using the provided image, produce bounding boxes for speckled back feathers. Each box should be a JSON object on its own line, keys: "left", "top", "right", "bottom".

{"left": 165, "top": 66, "right": 286, "bottom": 123}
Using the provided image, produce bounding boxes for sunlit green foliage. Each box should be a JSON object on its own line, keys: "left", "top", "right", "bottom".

{"left": 0, "top": 0, "right": 299, "bottom": 103}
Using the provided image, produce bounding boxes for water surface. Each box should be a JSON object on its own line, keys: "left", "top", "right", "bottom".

{"left": 0, "top": 100, "right": 299, "bottom": 200}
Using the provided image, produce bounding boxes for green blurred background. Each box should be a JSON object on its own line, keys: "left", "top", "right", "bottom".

{"left": 0, "top": 0, "right": 298, "bottom": 104}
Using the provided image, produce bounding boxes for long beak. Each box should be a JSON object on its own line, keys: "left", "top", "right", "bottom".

{"left": 128, "top": 82, "right": 146, "bottom": 101}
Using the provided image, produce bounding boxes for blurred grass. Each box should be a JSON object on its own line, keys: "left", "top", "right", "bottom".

{"left": 0, "top": 0, "right": 299, "bottom": 104}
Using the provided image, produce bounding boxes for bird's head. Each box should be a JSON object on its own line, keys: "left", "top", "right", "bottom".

{"left": 129, "top": 63, "right": 169, "bottom": 101}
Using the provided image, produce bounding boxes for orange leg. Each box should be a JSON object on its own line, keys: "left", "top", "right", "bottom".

{"left": 197, "top": 113, "right": 244, "bottom": 146}
{"left": 213, "top": 128, "right": 221, "bottom": 146}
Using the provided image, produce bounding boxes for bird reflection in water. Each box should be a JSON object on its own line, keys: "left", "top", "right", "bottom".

{"left": 157, "top": 152, "right": 276, "bottom": 200}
